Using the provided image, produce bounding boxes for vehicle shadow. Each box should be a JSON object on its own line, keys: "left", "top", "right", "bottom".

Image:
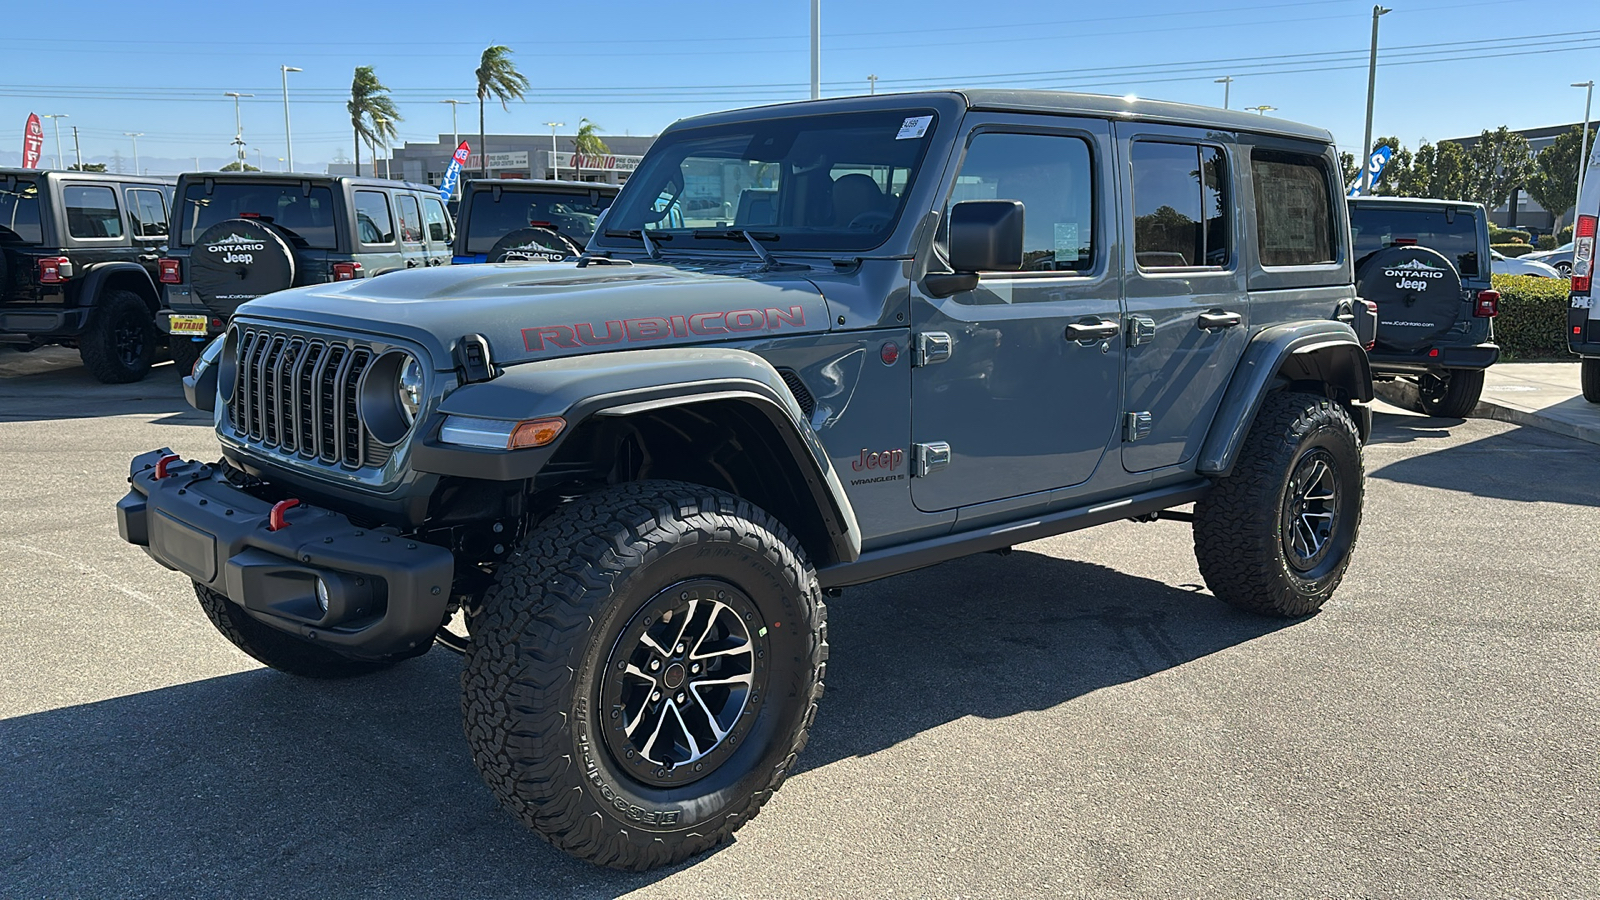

{"left": 0, "top": 347, "right": 202, "bottom": 425}
{"left": 1364, "top": 407, "right": 1463, "bottom": 446}
{"left": 0, "top": 552, "right": 1287, "bottom": 898}
{"left": 1366, "top": 413, "right": 1600, "bottom": 508}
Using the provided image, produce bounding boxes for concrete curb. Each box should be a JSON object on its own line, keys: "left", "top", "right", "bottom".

{"left": 1372, "top": 378, "right": 1600, "bottom": 447}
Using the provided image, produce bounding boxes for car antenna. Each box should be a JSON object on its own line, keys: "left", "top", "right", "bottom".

{"left": 639, "top": 228, "right": 661, "bottom": 260}
{"left": 740, "top": 229, "right": 777, "bottom": 270}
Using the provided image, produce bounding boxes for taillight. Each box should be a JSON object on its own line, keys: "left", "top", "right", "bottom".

{"left": 331, "top": 261, "right": 362, "bottom": 281}
{"left": 1360, "top": 298, "right": 1378, "bottom": 349}
{"left": 1474, "top": 290, "right": 1499, "bottom": 318}
{"left": 158, "top": 258, "right": 181, "bottom": 284}
{"left": 37, "top": 256, "right": 71, "bottom": 283}
{"left": 1571, "top": 214, "right": 1596, "bottom": 293}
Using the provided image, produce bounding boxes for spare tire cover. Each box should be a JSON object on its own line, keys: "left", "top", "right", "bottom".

{"left": 1355, "top": 245, "right": 1464, "bottom": 351}
{"left": 487, "top": 227, "right": 581, "bottom": 263}
{"left": 189, "top": 218, "right": 296, "bottom": 313}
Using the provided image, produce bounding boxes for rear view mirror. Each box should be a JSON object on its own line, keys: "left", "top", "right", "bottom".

{"left": 949, "top": 200, "right": 1025, "bottom": 273}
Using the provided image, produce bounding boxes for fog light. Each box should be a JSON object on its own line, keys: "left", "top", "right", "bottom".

{"left": 315, "top": 579, "right": 330, "bottom": 613}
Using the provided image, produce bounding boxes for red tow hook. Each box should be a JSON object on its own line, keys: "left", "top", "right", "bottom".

{"left": 153, "top": 454, "right": 181, "bottom": 479}
{"left": 268, "top": 499, "right": 301, "bottom": 532}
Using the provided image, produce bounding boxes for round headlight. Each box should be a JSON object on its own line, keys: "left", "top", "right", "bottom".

{"left": 397, "top": 356, "right": 424, "bottom": 423}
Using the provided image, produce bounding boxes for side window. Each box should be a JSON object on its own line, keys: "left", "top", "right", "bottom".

{"left": 948, "top": 132, "right": 1095, "bottom": 273}
{"left": 1252, "top": 150, "right": 1336, "bottom": 267}
{"left": 423, "top": 197, "right": 453, "bottom": 244}
{"left": 64, "top": 185, "right": 124, "bottom": 239}
{"left": 395, "top": 194, "right": 424, "bottom": 244}
{"left": 353, "top": 190, "right": 395, "bottom": 244}
{"left": 1131, "top": 142, "right": 1228, "bottom": 269}
{"left": 125, "top": 188, "right": 168, "bottom": 239}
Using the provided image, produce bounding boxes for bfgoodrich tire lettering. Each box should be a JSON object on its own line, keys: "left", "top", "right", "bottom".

{"left": 461, "top": 480, "right": 827, "bottom": 871}
{"left": 1193, "top": 392, "right": 1364, "bottom": 617}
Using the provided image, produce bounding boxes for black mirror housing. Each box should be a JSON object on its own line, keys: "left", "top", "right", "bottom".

{"left": 948, "top": 200, "right": 1025, "bottom": 273}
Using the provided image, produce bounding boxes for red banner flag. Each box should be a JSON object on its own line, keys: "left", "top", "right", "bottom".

{"left": 22, "top": 113, "right": 43, "bottom": 169}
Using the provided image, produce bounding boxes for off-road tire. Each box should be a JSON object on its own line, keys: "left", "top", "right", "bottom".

{"left": 194, "top": 582, "right": 393, "bottom": 678}
{"left": 1193, "top": 392, "right": 1364, "bottom": 617}
{"left": 461, "top": 480, "right": 827, "bottom": 871}
{"left": 1416, "top": 368, "right": 1485, "bottom": 418}
{"left": 1581, "top": 358, "right": 1600, "bottom": 403}
{"left": 169, "top": 336, "right": 203, "bottom": 376}
{"left": 79, "top": 290, "right": 156, "bottom": 384}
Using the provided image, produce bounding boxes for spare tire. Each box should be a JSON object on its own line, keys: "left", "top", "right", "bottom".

{"left": 487, "top": 227, "right": 581, "bottom": 263}
{"left": 189, "top": 218, "right": 296, "bottom": 316}
{"left": 1355, "top": 245, "right": 1464, "bottom": 351}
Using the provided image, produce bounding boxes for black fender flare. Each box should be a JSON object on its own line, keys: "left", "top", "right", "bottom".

{"left": 1197, "top": 321, "right": 1373, "bottom": 478}
{"left": 411, "top": 347, "right": 862, "bottom": 565}
{"left": 78, "top": 261, "right": 160, "bottom": 314}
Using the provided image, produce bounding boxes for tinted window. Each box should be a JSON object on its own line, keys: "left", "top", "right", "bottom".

{"left": 1348, "top": 204, "right": 1480, "bottom": 277}
{"left": 126, "top": 188, "right": 168, "bottom": 238}
{"left": 354, "top": 190, "right": 394, "bottom": 244}
{"left": 604, "top": 108, "right": 938, "bottom": 253}
{"left": 65, "top": 185, "right": 123, "bottom": 239}
{"left": 1132, "top": 142, "right": 1227, "bottom": 269}
{"left": 464, "top": 189, "right": 615, "bottom": 253}
{"left": 0, "top": 180, "right": 43, "bottom": 244}
{"left": 1253, "top": 151, "right": 1336, "bottom": 267}
{"left": 946, "top": 132, "right": 1095, "bottom": 272}
{"left": 423, "top": 197, "right": 453, "bottom": 243}
{"left": 178, "top": 182, "right": 337, "bottom": 249}
{"left": 395, "top": 194, "right": 423, "bottom": 243}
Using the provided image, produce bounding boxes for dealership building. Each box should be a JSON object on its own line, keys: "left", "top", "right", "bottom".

{"left": 333, "top": 131, "right": 657, "bottom": 186}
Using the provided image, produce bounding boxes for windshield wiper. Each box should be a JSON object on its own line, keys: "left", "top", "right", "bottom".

{"left": 691, "top": 229, "right": 789, "bottom": 270}
{"left": 602, "top": 228, "right": 670, "bottom": 260}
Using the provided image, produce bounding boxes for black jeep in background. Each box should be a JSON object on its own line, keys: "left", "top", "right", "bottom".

{"left": 1348, "top": 197, "right": 1499, "bottom": 417}
{"left": 451, "top": 178, "right": 618, "bottom": 264}
{"left": 0, "top": 169, "right": 175, "bottom": 383}
{"left": 158, "top": 172, "right": 452, "bottom": 369}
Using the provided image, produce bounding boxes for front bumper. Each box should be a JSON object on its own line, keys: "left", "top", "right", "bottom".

{"left": 1368, "top": 341, "right": 1500, "bottom": 374}
{"left": 117, "top": 448, "right": 455, "bottom": 660}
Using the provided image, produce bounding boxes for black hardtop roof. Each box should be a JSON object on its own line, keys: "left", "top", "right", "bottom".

{"left": 0, "top": 167, "right": 175, "bottom": 185}
{"left": 668, "top": 90, "right": 1333, "bottom": 145}
{"left": 172, "top": 171, "right": 440, "bottom": 193}
{"left": 1348, "top": 196, "right": 1488, "bottom": 213}
{"left": 463, "top": 178, "right": 620, "bottom": 194}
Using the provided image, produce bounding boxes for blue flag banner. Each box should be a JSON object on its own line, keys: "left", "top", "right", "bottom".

{"left": 1347, "top": 145, "right": 1394, "bottom": 197}
{"left": 439, "top": 140, "right": 470, "bottom": 202}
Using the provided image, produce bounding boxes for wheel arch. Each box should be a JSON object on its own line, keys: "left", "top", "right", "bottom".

{"left": 1197, "top": 321, "right": 1373, "bottom": 478}
{"left": 81, "top": 262, "right": 160, "bottom": 315}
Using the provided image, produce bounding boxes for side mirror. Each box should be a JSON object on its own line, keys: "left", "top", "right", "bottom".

{"left": 949, "top": 200, "right": 1025, "bottom": 273}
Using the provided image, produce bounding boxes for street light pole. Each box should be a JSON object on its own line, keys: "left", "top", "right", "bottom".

{"left": 1574, "top": 81, "right": 1595, "bottom": 216}
{"left": 545, "top": 122, "right": 564, "bottom": 180}
{"left": 71, "top": 126, "right": 83, "bottom": 169}
{"left": 42, "top": 114, "right": 68, "bottom": 169}
{"left": 1215, "top": 76, "right": 1234, "bottom": 110}
{"left": 224, "top": 91, "right": 254, "bottom": 169}
{"left": 123, "top": 132, "right": 143, "bottom": 174}
{"left": 441, "top": 100, "right": 464, "bottom": 149}
{"left": 867, "top": 74, "right": 878, "bottom": 95}
{"left": 810, "top": 0, "right": 821, "bottom": 100}
{"left": 281, "top": 65, "right": 302, "bottom": 173}
{"left": 1359, "top": 5, "right": 1392, "bottom": 195}
{"left": 1246, "top": 105, "right": 1276, "bottom": 116}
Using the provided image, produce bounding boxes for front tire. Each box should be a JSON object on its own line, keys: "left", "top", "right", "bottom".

{"left": 194, "top": 583, "right": 394, "bottom": 678}
{"left": 1193, "top": 392, "right": 1364, "bottom": 617}
{"left": 1415, "top": 368, "right": 1485, "bottom": 418}
{"left": 1582, "top": 358, "right": 1600, "bottom": 404}
{"left": 79, "top": 290, "right": 156, "bottom": 384}
{"left": 462, "top": 481, "right": 827, "bottom": 870}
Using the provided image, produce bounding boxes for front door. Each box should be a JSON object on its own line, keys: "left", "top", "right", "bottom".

{"left": 1115, "top": 124, "right": 1250, "bottom": 473}
{"left": 909, "top": 119, "right": 1123, "bottom": 513}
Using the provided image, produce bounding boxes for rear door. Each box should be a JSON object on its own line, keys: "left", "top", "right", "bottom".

{"left": 351, "top": 188, "right": 403, "bottom": 274}
{"left": 1115, "top": 123, "right": 1249, "bottom": 473}
{"left": 393, "top": 191, "right": 430, "bottom": 270}
{"left": 422, "top": 195, "right": 454, "bottom": 266}
{"left": 124, "top": 185, "right": 169, "bottom": 280}
{"left": 60, "top": 181, "right": 136, "bottom": 306}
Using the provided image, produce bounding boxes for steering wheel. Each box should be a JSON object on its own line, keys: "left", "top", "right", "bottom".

{"left": 846, "top": 211, "right": 893, "bottom": 231}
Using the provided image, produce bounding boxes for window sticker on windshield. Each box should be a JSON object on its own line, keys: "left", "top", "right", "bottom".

{"left": 1054, "top": 223, "right": 1080, "bottom": 263}
{"left": 896, "top": 115, "right": 933, "bottom": 140}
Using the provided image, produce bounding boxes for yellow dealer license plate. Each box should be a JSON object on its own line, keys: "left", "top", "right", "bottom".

{"left": 169, "top": 315, "right": 208, "bottom": 336}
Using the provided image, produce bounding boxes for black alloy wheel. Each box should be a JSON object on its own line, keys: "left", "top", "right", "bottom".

{"left": 1280, "top": 449, "right": 1341, "bottom": 575}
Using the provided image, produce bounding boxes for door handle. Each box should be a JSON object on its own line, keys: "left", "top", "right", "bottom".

{"left": 1065, "top": 318, "right": 1121, "bottom": 342}
{"left": 405, "top": 259, "right": 419, "bottom": 268}
{"left": 1197, "top": 310, "right": 1243, "bottom": 330}
{"left": 138, "top": 253, "right": 159, "bottom": 262}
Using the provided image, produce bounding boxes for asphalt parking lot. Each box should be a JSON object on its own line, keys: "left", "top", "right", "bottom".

{"left": 1, "top": 347, "right": 1594, "bottom": 899}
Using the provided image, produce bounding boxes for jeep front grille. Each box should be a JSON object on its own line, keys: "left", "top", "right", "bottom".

{"left": 229, "top": 327, "right": 383, "bottom": 469}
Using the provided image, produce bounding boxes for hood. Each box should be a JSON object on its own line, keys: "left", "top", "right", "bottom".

{"left": 233, "top": 260, "right": 833, "bottom": 368}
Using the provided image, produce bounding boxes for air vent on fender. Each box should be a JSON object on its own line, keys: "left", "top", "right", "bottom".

{"left": 776, "top": 368, "right": 816, "bottom": 420}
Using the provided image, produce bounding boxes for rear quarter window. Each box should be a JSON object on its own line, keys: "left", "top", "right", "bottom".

{"left": 64, "top": 185, "right": 123, "bottom": 240}
{"left": 1252, "top": 150, "right": 1336, "bottom": 267}
{"left": 0, "top": 180, "right": 43, "bottom": 244}
{"left": 354, "top": 191, "right": 395, "bottom": 245}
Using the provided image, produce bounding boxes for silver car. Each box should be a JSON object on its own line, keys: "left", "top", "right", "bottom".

{"left": 1521, "top": 241, "right": 1573, "bottom": 275}
{"left": 1491, "top": 249, "right": 1562, "bottom": 277}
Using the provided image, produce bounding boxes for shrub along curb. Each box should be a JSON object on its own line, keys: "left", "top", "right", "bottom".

{"left": 1491, "top": 242, "right": 1537, "bottom": 257}
{"left": 1492, "top": 273, "right": 1571, "bottom": 359}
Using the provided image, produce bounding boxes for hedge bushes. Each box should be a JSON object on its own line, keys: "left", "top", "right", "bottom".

{"left": 1492, "top": 273, "right": 1571, "bottom": 359}
{"left": 1491, "top": 242, "right": 1538, "bottom": 257}
{"left": 1537, "top": 235, "right": 1558, "bottom": 250}
{"left": 1489, "top": 227, "right": 1531, "bottom": 244}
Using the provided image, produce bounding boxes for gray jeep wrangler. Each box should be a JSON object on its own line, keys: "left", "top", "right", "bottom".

{"left": 118, "top": 92, "right": 1374, "bottom": 870}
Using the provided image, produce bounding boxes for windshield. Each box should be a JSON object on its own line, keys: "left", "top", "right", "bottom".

{"left": 0, "top": 180, "right": 43, "bottom": 243}
{"left": 602, "top": 108, "right": 938, "bottom": 253}
{"left": 1349, "top": 206, "right": 1480, "bottom": 277}
{"left": 464, "top": 188, "right": 614, "bottom": 254}
{"left": 178, "top": 182, "right": 338, "bottom": 249}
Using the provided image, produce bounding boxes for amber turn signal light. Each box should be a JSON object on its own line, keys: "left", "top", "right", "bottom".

{"left": 509, "top": 417, "right": 566, "bottom": 449}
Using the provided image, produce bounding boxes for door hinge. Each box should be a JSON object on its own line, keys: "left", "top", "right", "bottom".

{"left": 913, "top": 441, "right": 951, "bottom": 476}
{"left": 913, "top": 332, "right": 953, "bottom": 367}
{"left": 1124, "top": 411, "right": 1153, "bottom": 442}
{"left": 1127, "top": 316, "right": 1156, "bottom": 347}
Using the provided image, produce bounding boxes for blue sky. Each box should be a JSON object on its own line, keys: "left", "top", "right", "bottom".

{"left": 1, "top": 0, "right": 1596, "bottom": 173}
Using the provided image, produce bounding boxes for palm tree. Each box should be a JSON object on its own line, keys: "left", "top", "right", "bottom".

{"left": 572, "top": 117, "right": 609, "bottom": 180}
{"left": 349, "top": 66, "right": 401, "bottom": 177}
{"left": 475, "top": 45, "right": 529, "bottom": 178}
